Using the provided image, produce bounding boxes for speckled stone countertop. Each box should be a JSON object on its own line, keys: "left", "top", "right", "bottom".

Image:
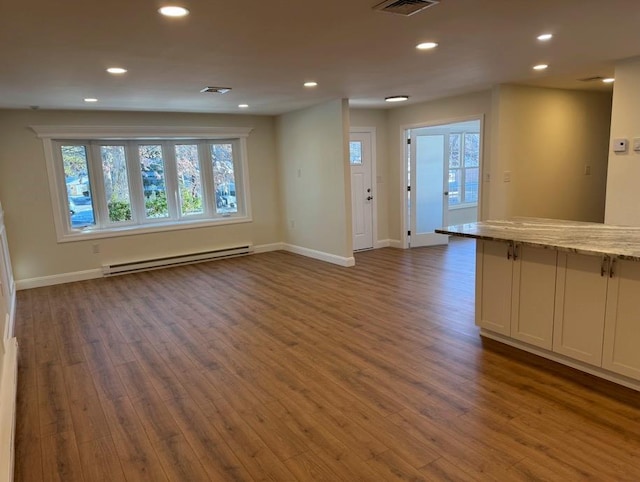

{"left": 435, "top": 217, "right": 640, "bottom": 261}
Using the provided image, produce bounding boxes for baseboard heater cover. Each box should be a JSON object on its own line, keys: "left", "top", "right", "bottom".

{"left": 102, "top": 245, "right": 253, "bottom": 276}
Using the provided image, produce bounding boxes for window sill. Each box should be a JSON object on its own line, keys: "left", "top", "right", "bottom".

{"left": 58, "top": 215, "right": 252, "bottom": 243}
{"left": 448, "top": 203, "right": 478, "bottom": 211}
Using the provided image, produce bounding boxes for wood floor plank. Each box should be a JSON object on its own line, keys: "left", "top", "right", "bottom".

{"left": 40, "top": 431, "right": 84, "bottom": 482}
{"left": 36, "top": 362, "right": 73, "bottom": 437}
{"left": 164, "top": 396, "right": 254, "bottom": 481}
{"left": 14, "top": 366, "right": 43, "bottom": 482}
{"left": 14, "top": 239, "right": 640, "bottom": 481}
{"left": 100, "top": 396, "right": 170, "bottom": 482}
{"left": 62, "top": 363, "right": 111, "bottom": 444}
{"left": 76, "top": 436, "right": 127, "bottom": 482}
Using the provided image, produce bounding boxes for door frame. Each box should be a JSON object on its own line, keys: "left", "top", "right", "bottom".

{"left": 350, "top": 126, "right": 378, "bottom": 250}
{"left": 400, "top": 115, "right": 485, "bottom": 249}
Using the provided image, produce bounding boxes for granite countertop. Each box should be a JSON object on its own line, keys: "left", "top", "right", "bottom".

{"left": 435, "top": 217, "right": 640, "bottom": 261}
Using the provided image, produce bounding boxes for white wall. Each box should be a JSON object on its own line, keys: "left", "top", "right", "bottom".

{"left": 494, "top": 85, "right": 612, "bottom": 222}
{"left": 0, "top": 109, "right": 281, "bottom": 283}
{"left": 276, "top": 99, "right": 353, "bottom": 260}
{"left": 605, "top": 56, "right": 640, "bottom": 226}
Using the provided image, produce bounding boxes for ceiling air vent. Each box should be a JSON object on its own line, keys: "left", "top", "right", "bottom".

{"left": 373, "top": 0, "right": 440, "bottom": 16}
{"left": 200, "top": 86, "right": 232, "bottom": 94}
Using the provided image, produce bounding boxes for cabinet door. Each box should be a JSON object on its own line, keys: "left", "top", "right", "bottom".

{"left": 553, "top": 252, "right": 608, "bottom": 366}
{"left": 511, "top": 245, "right": 557, "bottom": 350}
{"left": 602, "top": 259, "right": 640, "bottom": 380}
{"left": 476, "top": 240, "right": 513, "bottom": 335}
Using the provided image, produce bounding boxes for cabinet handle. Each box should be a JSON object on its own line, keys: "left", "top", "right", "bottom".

{"left": 507, "top": 244, "right": 512, "bottom": 260}
{"left": 610, "top": 258, "right": 616, "bottom": 278}
{"left": 513, "top": 243, "right": 519, "bottom": 261}
{"left": 601, "top": 257, "right": 608, "bottom": 277}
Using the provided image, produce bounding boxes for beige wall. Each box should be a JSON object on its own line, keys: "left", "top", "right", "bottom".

{"left": 386, "top": 90, "right": 494, "bottom": 241}
{"left": 0, "top": 109, "right": 281, "bottom": 282}
{"left": 349, "top": 108, "right": 389, "bottom": 243}
{"left": 276, "top": 99, "right": 352, "bottom": 258}
{"left": 494, "top": 85, "right": 611, "bottom": 222}
{"left": 605, "top": 56, "right": 640, "bottom": 225}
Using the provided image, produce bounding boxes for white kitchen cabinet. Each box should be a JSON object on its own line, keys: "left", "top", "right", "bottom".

{"left": 510, "top": 245, "right": 557, "bottom": 350}
{"left": 602, "top": 258, "right": 640, "bottom": 379}
{"left": 476, "top": 240, "right": 557, "bottom": 349}
{"left": 553, "top": 252, "right": 609, "bottom": 366}
{"left": 476, "top": 240, "right": 513, "bottom": 336}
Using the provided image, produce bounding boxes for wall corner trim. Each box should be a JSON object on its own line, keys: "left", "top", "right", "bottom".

{"left": 253, "top": 243, "right": 285, "bottom": 254}
{"left": 0, "top": 337, "right": 18, "bottom": 482}
{"left": 282, "top": 244, "right": 355, "bottom": 267}
{"left": 15, "top": 269, "right": 103, "bottom": 290}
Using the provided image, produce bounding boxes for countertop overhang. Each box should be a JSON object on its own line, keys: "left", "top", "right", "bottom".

{"left": 436, "top": 217, "right": 640, "bottom": 261}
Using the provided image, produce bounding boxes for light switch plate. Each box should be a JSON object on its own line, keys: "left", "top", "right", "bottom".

{"left": 613, "top": 138, "right": 628, "bottom": 152}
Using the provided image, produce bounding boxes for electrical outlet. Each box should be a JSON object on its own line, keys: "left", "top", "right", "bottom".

{"left": 584, "top": 165, "right": 591, "bottom": 176}
{"left": 92, "top": 244, "right": 100, "bottom": 254}
{"left": 634, "top": 138, "right": 640, "bottom": 152}
{"left": 503, "top": 171, "right": 511, "bottom": 183}
{"left": 484, "top": 172, "right": 491, "bottom": 182}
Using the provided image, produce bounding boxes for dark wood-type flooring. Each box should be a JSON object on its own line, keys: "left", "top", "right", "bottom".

{"left": 13, "top": 239, "right": 640, "bottom": 481}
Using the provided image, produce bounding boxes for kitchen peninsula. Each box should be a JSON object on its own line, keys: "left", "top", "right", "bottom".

{"left": 436, "top": 218, "right": 640, "bottom": 391}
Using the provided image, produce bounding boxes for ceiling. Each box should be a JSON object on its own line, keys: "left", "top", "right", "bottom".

{"left": 1, "top": 0, "right": 639, "bottom": 115}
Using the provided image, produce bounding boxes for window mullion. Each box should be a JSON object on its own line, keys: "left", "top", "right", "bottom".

{"left": 200, "top": 140, "right": 215, "bottom": 217}
{"left": 163, "top": 140, "right": 180, "bottom": 220}
{"left": 127, "top": 142, "right": 145, "bottom": 223}
{"left": 88, "top": 142, "right": 108, "bottom": 228}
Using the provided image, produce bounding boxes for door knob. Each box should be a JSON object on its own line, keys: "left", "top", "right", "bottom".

{"left": 443, "top": 191, "right": 449, "bottom": 195}
{"left": 367, "top": 196, "right": 373, "bottom": 201}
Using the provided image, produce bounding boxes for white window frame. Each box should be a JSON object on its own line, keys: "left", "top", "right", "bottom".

{"left": 31, "top": 125, "right": 253, "bottom": 242}
{"left": 448, "top": 130, "right": 480, "bottom": 209}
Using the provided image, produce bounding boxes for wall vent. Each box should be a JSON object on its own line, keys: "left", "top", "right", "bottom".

{"left": 102, "top": 245, "right": 253, "bottom": 276}
{"left": 373, "top": 0, "right": 440, "bottom": 16}
{"left": 200, "top": 86, "right": 232, "bottom": 94}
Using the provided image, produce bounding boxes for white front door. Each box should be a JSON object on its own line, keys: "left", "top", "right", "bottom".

{"left": 409, "top": 129, "right": 449, "bottom": 247}
{"left": 350, "top": 131, "right": 374, "bottom": 251}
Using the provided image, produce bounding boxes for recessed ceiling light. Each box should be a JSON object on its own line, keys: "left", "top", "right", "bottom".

{"left": 238, "top": 104, "right": 249, "bottom": 108}
{"left": 106, "top": 67, "right": 127, "bottom": 74}
{"left": 537, "top": 33, "right": 553, "bottom": 41}
{"left": 304, "top": 81, "right": 318, "bottom": 88}
{"left": 158, "top": 6, "right": 189, "bottom": 17}
{"left": 602, "top": 78, "right": 615, "bottom": 83}
{"left": 84, "top": 98, "right": 98, "bottom": 103}
{"left": 533, "top": 64, "right": 548, "bottom": 71}
{"left": 385, "top": 95, "right": 409, "bottom": 102}
{"left": 416, "top": 42, "right": 438, "bottom": 50}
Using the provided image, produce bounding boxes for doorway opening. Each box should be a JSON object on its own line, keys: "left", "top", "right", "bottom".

{"left": 405, "top": 118, "right": 482, "bottom": 248}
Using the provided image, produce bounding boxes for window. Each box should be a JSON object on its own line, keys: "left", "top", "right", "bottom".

{"left": 448, "top": 132, "right": 480, "bottom": 206}
{"left": 349, "top": 141, "right": 363, "bottom": 165}
{"left": 33, "top": 126, "right": 252, "bottom": 241}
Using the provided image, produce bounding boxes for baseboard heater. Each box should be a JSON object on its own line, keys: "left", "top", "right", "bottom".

{"left": 102, "top": 245, "right": 253, "bottom": 276}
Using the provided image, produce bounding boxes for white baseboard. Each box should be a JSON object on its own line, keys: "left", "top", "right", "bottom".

{"left": 15, "top": 242, "right": 357, "bottom": 289}
{"left": 15, "top": 268, "right": 103, "bottom": 290}
{"left": 0, "top": 337, "right": 17, "bottom": 482}
{"left": 480, "top": 329, "right": 640, "bottom": 392}
{"left": 282, "top": 244, "right": 355, "bottom": 267}
{"left": 375, "top": 239, "right": 403, "bottom": 249}
{"left": 253, "top": 242, "right": 285, "bottom": 254}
